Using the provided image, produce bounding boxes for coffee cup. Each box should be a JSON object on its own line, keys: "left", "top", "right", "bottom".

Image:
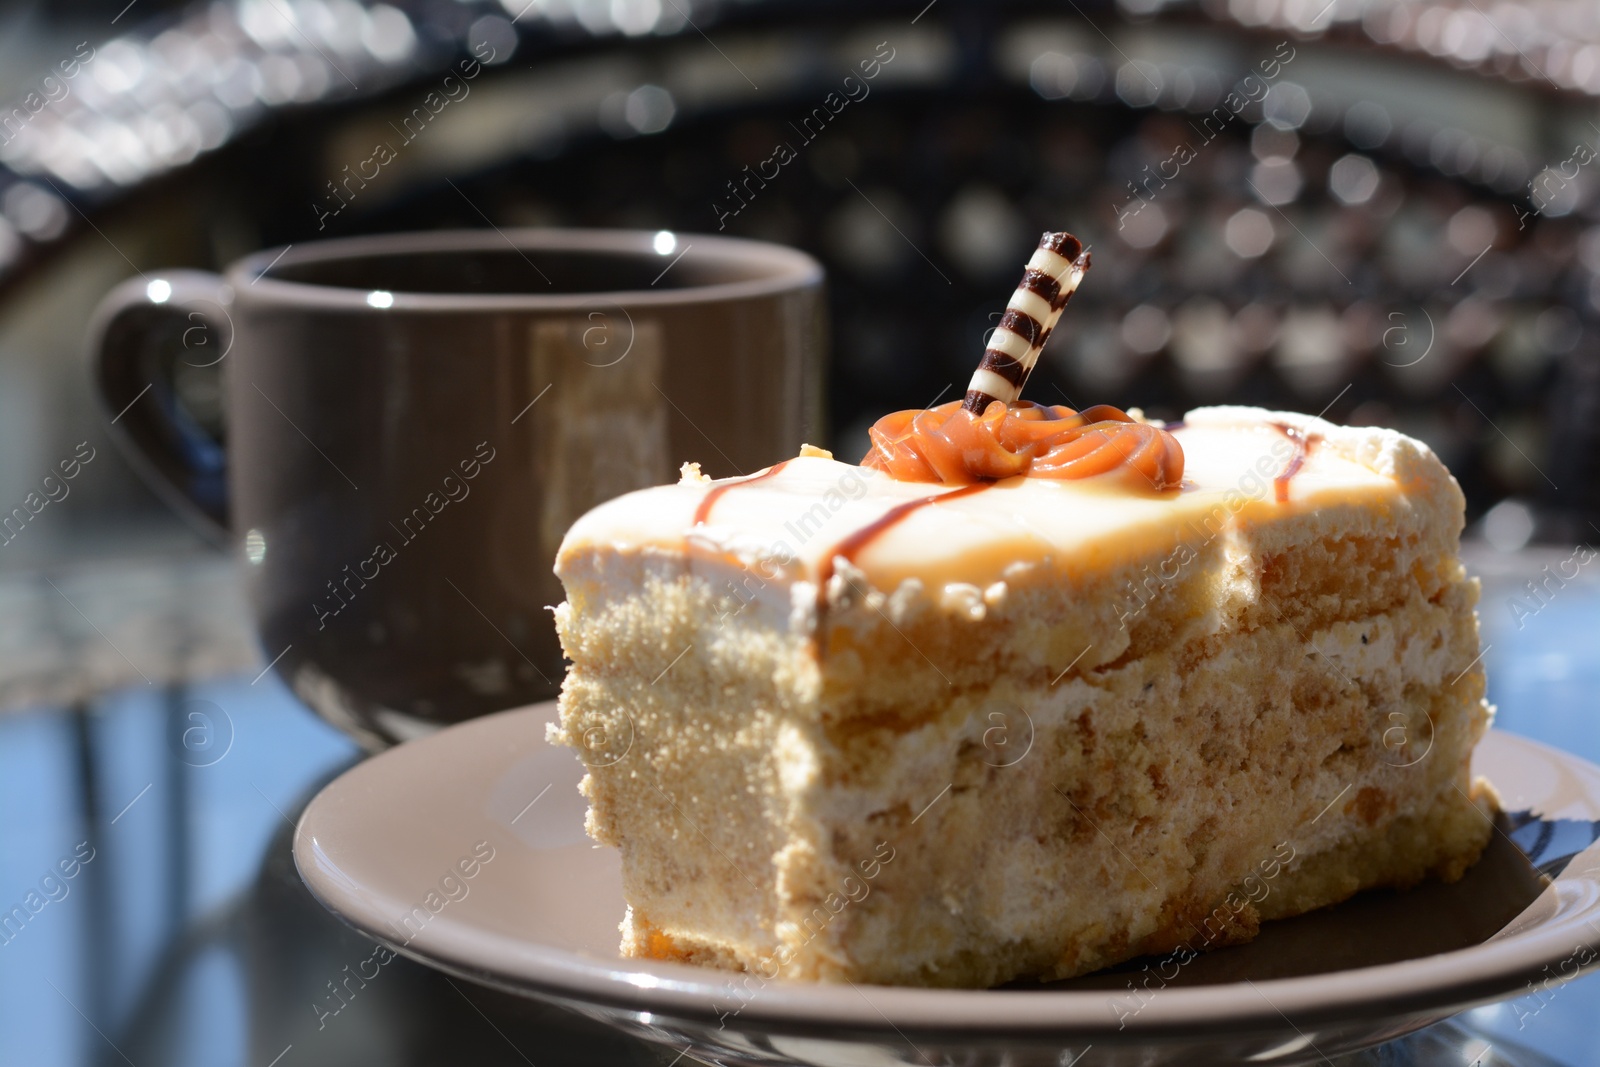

{"left": 91, "top": 228, "right": 824, "bottom": 747}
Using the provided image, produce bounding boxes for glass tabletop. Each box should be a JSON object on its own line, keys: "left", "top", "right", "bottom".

{"left": 1, "top": 550, "right": 1596, "bottom": 1067}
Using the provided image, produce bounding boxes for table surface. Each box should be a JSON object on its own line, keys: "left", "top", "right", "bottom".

{"left": 2, "top": 546, "right": 1598, "bottom": 1067}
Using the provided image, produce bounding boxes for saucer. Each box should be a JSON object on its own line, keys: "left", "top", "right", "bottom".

{"left": 294, "top": 703, "right": 1600, "bottom": 1066}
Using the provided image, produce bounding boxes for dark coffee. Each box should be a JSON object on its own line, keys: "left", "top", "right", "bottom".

{"left": 93, "top": 229, "right": 824, "bottom": 747}
{"left": 268, "top": 247, "right": 763, "bottom": 294}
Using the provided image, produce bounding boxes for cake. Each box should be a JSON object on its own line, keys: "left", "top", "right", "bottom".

{"left": 548, "top": 232, "right": 1495, "bottom": 989}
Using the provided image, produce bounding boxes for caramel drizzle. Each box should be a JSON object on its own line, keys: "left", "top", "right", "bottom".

{"left": 814, "top": 482, "right": 992, "bottom": 606}
{"left": 692, "top": 460, "right": 791, "bottom": 525}
{"left": 1269, "top": 423, "right": 1317, "bottom": 503}
{"left": 688, "top": 462, "right": 994, "bottom": 614}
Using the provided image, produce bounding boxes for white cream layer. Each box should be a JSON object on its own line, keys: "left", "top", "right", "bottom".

{"left": 556, "top": 406, "right": 1446, "bottom": 608}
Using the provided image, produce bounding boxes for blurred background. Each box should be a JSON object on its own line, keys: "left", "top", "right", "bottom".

{"left": 7, "top": 0, "right": 1600, "bottom": 568}
{"left": 3, "top": 0, "right": 1600, "bottom": 1063}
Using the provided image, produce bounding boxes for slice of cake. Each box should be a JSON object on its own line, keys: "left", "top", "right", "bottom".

{"left": 548, "top": 233, "right": 1495, "bottom": 989}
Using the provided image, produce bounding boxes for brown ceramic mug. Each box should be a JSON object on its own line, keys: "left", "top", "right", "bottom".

{"left": 90, "top": 229, "right": 825, "bottom": 748}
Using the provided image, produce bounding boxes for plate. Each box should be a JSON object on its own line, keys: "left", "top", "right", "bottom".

{"left": 293, "top": 703, "right": 1600, "bottom": 1066}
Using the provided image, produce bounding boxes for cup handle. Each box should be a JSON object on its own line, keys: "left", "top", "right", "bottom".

{"left": 88, "top": 270, "right": 235, "bottom": 543}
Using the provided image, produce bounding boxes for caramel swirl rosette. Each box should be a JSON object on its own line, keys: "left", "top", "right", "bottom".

{"left": 862, "top": 399, "right": 1184, "bottom": 490}
{"left": 861, "top": 230, "right": 1183, "bottom": 492}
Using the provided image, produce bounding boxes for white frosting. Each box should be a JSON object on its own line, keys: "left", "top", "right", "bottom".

{"left": 556, "top": 407, "right": 1442, "bottom": 613}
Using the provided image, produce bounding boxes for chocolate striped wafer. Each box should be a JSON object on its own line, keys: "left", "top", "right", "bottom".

{"left": 960, "top": 232, "right": 1091, "bottom": 414}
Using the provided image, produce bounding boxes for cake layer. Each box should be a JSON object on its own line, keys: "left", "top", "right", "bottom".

{"left": 549, "top": 405, "right": 1493, "bottom": 988}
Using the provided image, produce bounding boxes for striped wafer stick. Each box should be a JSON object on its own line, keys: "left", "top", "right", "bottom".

{"left": 960, "top": 232, "right": 1091, "bottom": 414}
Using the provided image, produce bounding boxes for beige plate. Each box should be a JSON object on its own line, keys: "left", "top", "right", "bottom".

{"left": 294, "top": 703, "right": 1600, "bottom": 1066}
